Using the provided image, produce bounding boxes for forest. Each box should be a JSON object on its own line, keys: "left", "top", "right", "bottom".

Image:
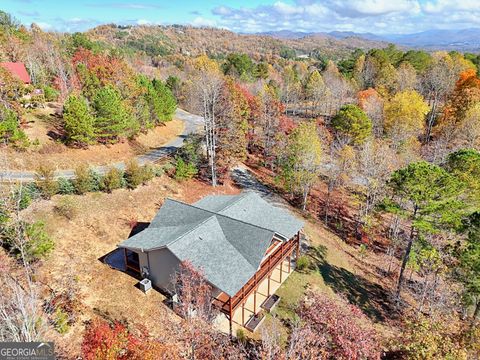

{"left": 1, "top": 8, "right": 480, "bottom": 359}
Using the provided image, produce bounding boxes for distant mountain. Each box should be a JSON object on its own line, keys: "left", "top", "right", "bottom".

{"left": 386, "top": 28, "right": 480, "bottom": 50}
{"left": 258, "top": 30, "right": 314, "bottom": 39}
{"left": 258, "top": 28, "right": 480, "bottom": 51}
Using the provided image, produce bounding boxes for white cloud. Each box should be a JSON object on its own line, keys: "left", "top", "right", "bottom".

{"left": 136, "top": 19, "right": 151, "bottom": 25}
{"left": 191, "top": 16, "right": 217, "bottom": 28}
{"left": 35, "top": 22, "right": 52, "bottom": 30}
{"left": 209, "top": 0, "right": 480, "bottom": 34}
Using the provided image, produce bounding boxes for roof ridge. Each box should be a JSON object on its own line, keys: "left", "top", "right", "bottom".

{"left": 167, "top": 196, "right": 279, "bottom": 235}
{"left": 149, "top": 198, "right": 217, "bottom": 250}
{"left": 213, "top": 191, "right": 252, "bottom": 212}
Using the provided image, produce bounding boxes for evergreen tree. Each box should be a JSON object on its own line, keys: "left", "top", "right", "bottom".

{"left": 332, "top": 104, "right": 373, "bottom": 145}
{"left": 152, "top": 79, "right": 177, "bottom": 122}
{"left": 63, "top": 94, "right": 96, "bottom": 145}
{"left": 386, "top": 161, "right": 464, "bottom": 298}
{"left": 92, "top": 85, "right": 137, "bottom": 142}
{"left": 459, "top": 212, "right": 480, "bottom": 321}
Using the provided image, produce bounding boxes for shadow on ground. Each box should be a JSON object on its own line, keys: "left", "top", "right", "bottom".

{"left": 308, "top": 245, "right": 395, "bottom": 323}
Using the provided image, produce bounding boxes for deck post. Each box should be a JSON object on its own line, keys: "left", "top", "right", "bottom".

{"left": 288, "top": 255, "right": 291, "bottom": 273}
{"left": 267, "top": 275, "right": 270, "bottom": 296}
{"left": 229, "top": 297, "right": 233, "bottom": 338}
{"left": 280, "top": 244, "right": 284, "bottom": 282}
{"left": 296, "top": 232, "right": 300, "bottom": 261}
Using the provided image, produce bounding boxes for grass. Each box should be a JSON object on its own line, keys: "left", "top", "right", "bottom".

{"left": 273, "top": 216, "right": 396, "bottom": 334}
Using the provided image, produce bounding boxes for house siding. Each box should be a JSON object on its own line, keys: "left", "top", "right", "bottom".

{"left": 143, "top": 248, "right": 181, "bottom": 293}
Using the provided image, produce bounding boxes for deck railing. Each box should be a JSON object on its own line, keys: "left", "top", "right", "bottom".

{"left": 214, "top": 234, "right": 299, "bottom": 314}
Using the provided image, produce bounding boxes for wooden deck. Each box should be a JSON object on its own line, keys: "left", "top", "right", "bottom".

{"left": 213, "top": 231, "right": 300, "bottom": 334}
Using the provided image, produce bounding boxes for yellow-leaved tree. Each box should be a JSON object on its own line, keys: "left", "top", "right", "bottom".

{"left": 384, "top": 90, "right": 429, "bottom": 147}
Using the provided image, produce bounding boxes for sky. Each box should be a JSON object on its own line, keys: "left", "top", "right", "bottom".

{"left": 3, "top": 0, "right": 480, "bottom": 35}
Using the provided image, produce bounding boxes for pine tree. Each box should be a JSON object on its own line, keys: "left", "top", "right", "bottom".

{"left": 92, "top": 85, "right": 137, "bottom": 142}
{"left": 331, "top": 104, "right": 372, "bottom": 145}
{"left": 152, "top": 79, "right": 177, "bottom": 122}
{"left": 63, "top": 94, "right": 95, "bottom": 145}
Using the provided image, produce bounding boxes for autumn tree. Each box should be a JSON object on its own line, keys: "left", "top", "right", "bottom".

{"left": 331, "top": 104, "right": 372, "bottom": 146}
{"left": 216, "top": 79, "right": 249, "bottom": 170}
{"left": 324, "top": 145, "right": 356, "bottom": 224}
{"left": 386, "top": 161, "right": 463, "bottom": 299}
{"left": 420, "top": 52, "right": 457, "bottom": 142}
{"left": 358, "top": 88, "right": 384, "bottom": 136}
{"left": 384, "top": 90, "right": 429, "bottom": 147}
{"left": 438, "top": 69, "right": 480, "bottom": 142}
{"left": 288, "top": 291, "right": 380, "bottom": 360}
{"left": 281, "top": 122, "right": 322, "bottom": 210}
{"left": 304, "top": 69, "right": 327, "bottom": 116}
{"left": 280, "top": 65, "right": 302, "bottom": 114}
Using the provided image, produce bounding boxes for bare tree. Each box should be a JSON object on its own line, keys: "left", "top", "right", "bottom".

{"left": 420, "top": 53, "right": 457, "bottom": 143}
{"left": 187, "top": 59, "right": 224, "bottom": 186}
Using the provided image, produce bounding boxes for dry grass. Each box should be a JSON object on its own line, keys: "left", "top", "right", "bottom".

{"left": 2, "top": 107, "right": 184, "bottom": 170}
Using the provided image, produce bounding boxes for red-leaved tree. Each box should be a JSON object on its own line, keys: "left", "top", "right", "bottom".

{"left": 288, "top": 291, "right": 381, "bottom": 360}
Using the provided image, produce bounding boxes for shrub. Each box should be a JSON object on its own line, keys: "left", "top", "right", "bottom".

{"left": 43, "top": 85, "right": 59, "bottom": 102}
{"left": 124, "top": 160, "right": 153, "bottom": 189}
{"left": 57, "top": 177, "right": 75, "bottom": 195}
{"left": 89, "top": 170, "right": 103, "bottom": 192}
{"left": 101, "top": 167, "right": 123, "bottom": 192}
{"left": 236, "top": 328, "right": 247, "bottom": 343}
{"left": 0, "top": 106, "right": 28, "bottom": 147}
{"left": 124, "top": 159, "right": 142, "bottom": 189}
{"left": 73, "top": 164, "right": 94, "bottom": 194}
{"left": 4, "top": 221, "right": 55, "bottom": 262}
{"left": 296, "top": 255, "right": 310, "bottom": 271}
{"left": 12, "top": 184, "right": 38, "bottom": 210}
{"left": 54, "top": 307, "right": 70, "bottom": 334}
{"left": 34, "top": 164, "right": 58, "bottom": 199}
{"left": 174, "top": 157, "right": 197, "bottom": 181}
{"left": 54, "top": 196, "right": 77, "bottom": 220}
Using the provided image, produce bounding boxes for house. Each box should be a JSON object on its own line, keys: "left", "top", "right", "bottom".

{"left": 0, "top": 62, "right": 31, "bottom": 84}
{"left": 118, "top": 191, "right": 303, "bottom": 332}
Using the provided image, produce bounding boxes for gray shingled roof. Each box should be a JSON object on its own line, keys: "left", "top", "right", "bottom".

{"left": 118, "top": 191, "right": 303, "bottom": 296}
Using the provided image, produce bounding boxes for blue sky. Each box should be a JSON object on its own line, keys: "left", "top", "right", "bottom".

{"left": 3, "top": 0, "right": 480, "bottom": 34}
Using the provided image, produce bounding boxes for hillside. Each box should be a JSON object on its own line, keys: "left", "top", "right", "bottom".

{"left": 261, "top": 28, "right": 480, "bottom": 52}
{"left": 88, "top": 24, "right": 389, "bottom": 59}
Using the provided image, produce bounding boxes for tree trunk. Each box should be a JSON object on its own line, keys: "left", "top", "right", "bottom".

{"left": 324, "top": 187, "right": 332, "bottom": 225}
{"left": 473, "top": 301, "right": 480, "bottom": 321}
{"left": 396, "top": 208, "right": 417, "bottom": 300}
{"left": 425, "top": 94, "right": 438, "bottom": 144}
{"left": 302, "top": 186, "right": 309, "bottom": 211}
